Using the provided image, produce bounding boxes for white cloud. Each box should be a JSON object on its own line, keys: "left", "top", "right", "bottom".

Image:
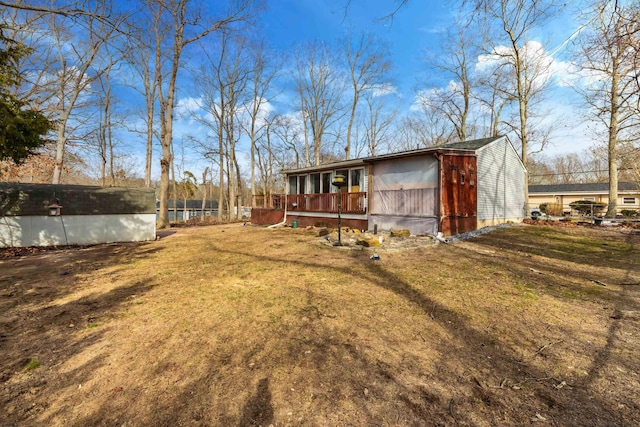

{"left": 370, "top": 83, "right": 398, "bottom": 97}
{"left": 175, "top": 96, "right": 203, "bottom": 119}
{"left": 476, "top": 40, "right": 580, "bottom": 89}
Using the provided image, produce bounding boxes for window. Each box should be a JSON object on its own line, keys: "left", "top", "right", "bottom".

{"left": 583, "top": 197, "right": 595, "bottom": 201}
{"left": 350, "top": 168, "right": 363, "bottom": 192}
{"left": 460, "top": 171, "right": 466, "bottom": 185}
{"left": 321, "top": 172, "right": 331, "bottom": 193}
{"left": 310, "top": 173, "right": 321, "bottom": 193}
{"left": 623, "top": 197, "right": 636, "bottom": 205}
{"left": 288, "top": 176, "right": 297, "bottom": 194}
{"left": 299, "top": 175, "right": 307, "bottom": 194}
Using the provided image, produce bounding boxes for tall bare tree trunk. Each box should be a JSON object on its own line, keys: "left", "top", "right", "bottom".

{"left": 154, "top": 0, "right": 252, "bottom": 228}
{"left": 607, "top": 69, "right": 620, "bottom": 217}
{"left": 201, "top": 167, "right": 209, "bottom": 222}
{"left": 218, "top": 120, "right": 225, "bottom": 222}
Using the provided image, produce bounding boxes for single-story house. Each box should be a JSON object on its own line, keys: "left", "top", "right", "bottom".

{"left": 528, "top": 182, "right": 640, "bottom": 214}
{"left": 252, "top": 136, "right": 527, "bottom": 236}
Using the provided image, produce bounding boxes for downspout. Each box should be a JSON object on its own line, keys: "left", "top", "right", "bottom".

{"left": 267, "top": 195, "right": 288, "bottom": 228}
{"left": 435, "top": 232, "right": 450, "bottom": 244}
{"left": 435, "top": 151, "right": 443, "bottom": 234}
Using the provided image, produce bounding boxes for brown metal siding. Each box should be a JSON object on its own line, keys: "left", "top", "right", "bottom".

{"left": 251, "top": 208, "right": 285, "bottom": 225}
{"left": 440, "top": 154, "right": 477, "bottom": 235}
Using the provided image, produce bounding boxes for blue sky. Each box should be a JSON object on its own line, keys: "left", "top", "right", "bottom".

{"left": 120, "top": 0, "right": 599, "bottom": 180}
{"left": 260, "top": 0, "right": 453, "bottom": 98}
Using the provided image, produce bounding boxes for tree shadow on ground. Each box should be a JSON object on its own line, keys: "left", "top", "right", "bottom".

{"left": 238, "top": 377, "right": 274, "bottom": 427}
{"left": 14, "top": 226, "right": 638, "bottom": 426}
{"left": 471, "top": 225, "right": 640, "bottom": 270}
{"left": 0, "top": 241, "right": 161, "bottom": 424}
{"left": 108, "top": 240, "right": 634, "bottom": 426}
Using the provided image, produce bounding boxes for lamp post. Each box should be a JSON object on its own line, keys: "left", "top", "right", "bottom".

{"left": 332, "top": 174, "right": 347, "bottom": 246}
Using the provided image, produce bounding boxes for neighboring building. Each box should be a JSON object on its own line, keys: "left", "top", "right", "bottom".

{"left": 0, "top": 183, "right": 156, "bottom": 248}
{"left": 155, "top": 199, "right": 252, "bottom": 221}
{"left": 252, "top": 136, "right": 527, "bottom": 236}
{"left": 156, "top": 200, "right": 219, "bottom": 221}
{"left": 528, "top": 182, "right": 640, "bottom": 214}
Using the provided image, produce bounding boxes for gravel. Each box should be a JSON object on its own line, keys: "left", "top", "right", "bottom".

{"left": 446, "top": 222, "right": 522, "bottom": 242}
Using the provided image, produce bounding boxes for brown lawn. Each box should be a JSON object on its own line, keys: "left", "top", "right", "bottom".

{"left": 1, "top": 223, "right": 639, "bottom": 426}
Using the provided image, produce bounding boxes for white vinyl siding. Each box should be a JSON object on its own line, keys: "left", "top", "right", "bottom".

{"left": 476, "top": 137, "right": 526, "bottom": 221}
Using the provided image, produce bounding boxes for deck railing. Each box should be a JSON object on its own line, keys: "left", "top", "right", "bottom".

{"left": 253, "top": 194, "right": 286, "bottom": 209}
{"left": 253, "top": 192, "right": 367, "bottom": 214}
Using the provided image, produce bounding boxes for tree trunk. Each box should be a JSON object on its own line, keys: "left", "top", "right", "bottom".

{"left": 606, "top": 66, "right": 620, "bottom": 218}
{"left": 145, "top": 110, "right": 154, "bottom": 188}
{"left": 52, "top": 117, "right": 68, "bottom": 184}
{"left": 201, "top": 167, "right": 208, "bottom": 222}
{"left": 218, "top": 124, "right": 225, "bottom": 222}
{"left": 345, "top": 92, "right": 358, "bottom": 160}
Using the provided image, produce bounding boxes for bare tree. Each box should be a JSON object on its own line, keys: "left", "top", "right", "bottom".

{"left": 361, "top": 90, "right": 397, "bottom": 156}
{"left": 44, "top": 2, "right": 121, "bottom": 184}
{"left": 474, "top": 62, "right": 516, "bottom": 137}
{"left": 477, "top": 0, "right": 560, "bottom": 166}
{"left": 462, "top": 0, "right": 562, "bottom": 218}
{"left": 574, "top": 0, "right": 640, "bottom": 217}
{"left": 188, "top": 30, "right": 250, "bottom": 221}
{"left": 95, "top": 57, "right": 118, "bottom": 186}
{"left": 121, "top": 2, "right": 168, "bottom": 188}
{"left": 242, "top": 41, "right": 277, "bottom": 206}
{"left": 527, "top": 154, "right": 556, "bottom": 185}
{"left": 390, "top": 112, "right": 449, "bottom": 152}
{"left": 0, "top": 0, "right": 126, "bottom": 28}
{"left": 214, "top": 32, "right": 250, "bottom": 220}
{"left": 154, "top": 0, "right": 252, "bottom": 229}
{"left": 421, "top": 19, "right": 478, "bottom": 141}
{"left": 294, "top": 41, "right": 346, "bottom": 166}
{"left": 199, "top": 166, "right": 209, "bottom": 221}
{"left": 392, "top": 116, "right": 426, "bottom": 152}
{"left": 342, "top": 31, "right": 391, "bottom": 159}
{"left": 271, "top": 113, "right": 304, "bottom": 169}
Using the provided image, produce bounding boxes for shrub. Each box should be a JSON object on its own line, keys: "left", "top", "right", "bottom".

{"left": 539, "top": 202, "right": 563, "bottom": 216}
{"left": 620, "top": 209, "right": 639, "bottom": 218}
{"left": 569, "top": 200, "right": 607, "bottom": 215}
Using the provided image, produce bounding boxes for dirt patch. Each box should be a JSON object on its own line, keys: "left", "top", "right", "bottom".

{"left": 1, "top": 223, "right": 639, "bottom": 426}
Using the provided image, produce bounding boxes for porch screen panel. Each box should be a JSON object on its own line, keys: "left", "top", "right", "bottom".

{"left": 371, "top": 156, "right": 438, "bottom": 216}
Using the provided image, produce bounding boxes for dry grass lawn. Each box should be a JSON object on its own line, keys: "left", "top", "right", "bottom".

{"left": 1, "top": 223, "right": 639, "bottom": 426}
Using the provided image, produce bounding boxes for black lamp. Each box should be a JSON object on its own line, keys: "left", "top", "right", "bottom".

{"left": 331, "top": 174, "right": 347, "bottom": 246}
{"left": 47, "top": 197, "right": 62, "bottom": 216}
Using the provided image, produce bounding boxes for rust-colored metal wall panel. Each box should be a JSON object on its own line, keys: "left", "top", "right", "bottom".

{"left": 250, "top": 208, "right": 285, "bottom": 225}
{"left": 441, "top": 216, "right": 477, "bottom": 236}
{"left": 439, "top": 154, "right": 478, "bottom": 235}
